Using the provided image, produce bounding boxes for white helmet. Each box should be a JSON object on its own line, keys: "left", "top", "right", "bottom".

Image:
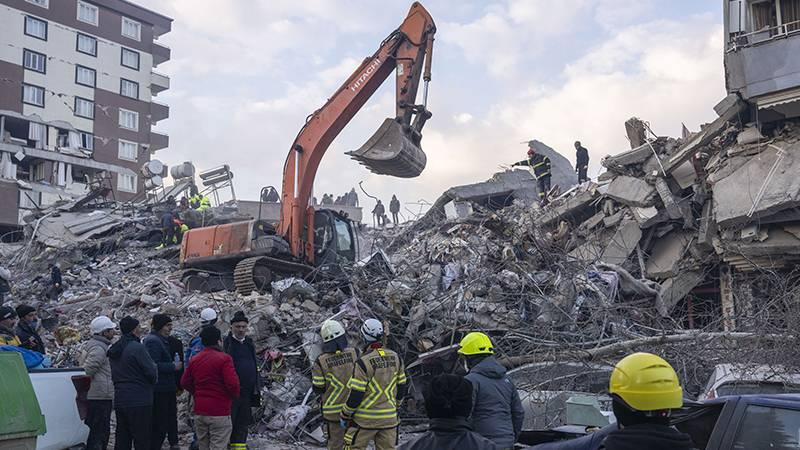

{"left": 361, "top": 318, "right": 384, "bottom": 343}
{"left": 200, "top": 308, "right": 217, "bottom": 325}
{"left": 90, "top": 316, "right": 116, "bottom": 335}
{"left": 320, "top": 320, "right": 345, "bottom": 343}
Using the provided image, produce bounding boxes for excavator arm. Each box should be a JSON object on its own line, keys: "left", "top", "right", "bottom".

{"left": 280, "top": 2, "right": 436, "bottom": 262}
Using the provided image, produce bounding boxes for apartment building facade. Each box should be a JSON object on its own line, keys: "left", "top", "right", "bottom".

{"left": 0, "top": 0, "right": 171, "bottom": 233}
{"left": 724, "top": 0, "right": 800, "bottom": 121}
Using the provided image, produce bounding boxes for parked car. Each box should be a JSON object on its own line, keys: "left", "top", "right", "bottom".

{"left": 522, "top": 394, "right": 800, "bottom": 449}
{"left": 697, "top": 363, "right": 800, "bottom": 401}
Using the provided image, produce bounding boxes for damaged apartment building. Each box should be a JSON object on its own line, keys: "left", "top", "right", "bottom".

{"left": 0, "top": 0, "right": 172, "bottom": 236}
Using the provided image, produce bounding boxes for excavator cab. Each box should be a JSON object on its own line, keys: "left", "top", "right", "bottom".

{"left": 313, "top": 209, "right": 357, "bottom": 269}
{"left": 347, "top": 118, "right": 427, "bottom": 178}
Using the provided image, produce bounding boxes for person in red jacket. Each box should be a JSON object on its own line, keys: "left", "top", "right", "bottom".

{"left": 181, "top": 326, "right": 240, "bottom": 450}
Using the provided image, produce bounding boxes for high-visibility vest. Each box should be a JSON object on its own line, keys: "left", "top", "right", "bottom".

{"left": 312, "top": 348, "right": 358, "bottom": 421}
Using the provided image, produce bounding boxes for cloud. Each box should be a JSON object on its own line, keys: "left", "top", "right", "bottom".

{"left": 140, "top": 1, "right": 726, "bottom": 214}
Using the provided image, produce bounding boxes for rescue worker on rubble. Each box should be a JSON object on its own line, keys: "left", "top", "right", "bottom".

{"left": 602, "top": 353, "right": 694, "bottom": 450}
{"left": 458, "top": 332, "right": 524, "bottom": 450}
{"left": 575, "top": 141, "right": 590, "bottom": 184}
{"left": 0, "top": 306, "right": 21, "bottom": 346}
{"left": 512, "top": 141, "right": 552, "bottom": 205}
{"left": 157, "top": 209, "right": 178, "bottom": 249}
{"left": 400, "top": 373, "right": 498, "bottom": 450}
{"left": 189, "top": 185, "right": 211, "bottom": 212}
{"left": 340, "top": 319, "right": 407, "bottom": 450}
{"left": 389, "top": 195, "right": 400, "bottom": 225}
{"left": 312, "top": 320, "right": 359, "bottom": 450}
{"left": 372, "top": 200, "right": 386, "bottom": 228}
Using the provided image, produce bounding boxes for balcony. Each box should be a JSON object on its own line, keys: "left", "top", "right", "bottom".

{"left": 150, "top": 102, "right": 170, "bottom": 123}
{"left": 151, "top": 71, "right": 170, "bottom": 95}
{"left": 150, "top": 132, "right": 169, "bottom": 151}
{"left": 152, "top": 43, "right": 171, "bottom": 68}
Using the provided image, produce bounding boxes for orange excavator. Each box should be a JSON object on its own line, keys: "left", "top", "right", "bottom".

{"left": 179, "top": 3, "right": 436, "bottom": 294}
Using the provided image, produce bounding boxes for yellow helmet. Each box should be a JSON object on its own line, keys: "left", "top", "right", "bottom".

{"left": 458, "top": 332, "right": 494, "bottom": 356}
{"left": 609, "top": 352, "right": 683, "bottom": 411}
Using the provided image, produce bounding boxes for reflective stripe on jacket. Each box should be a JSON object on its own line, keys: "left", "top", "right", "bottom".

{"left": 313, "top": 347, "right": 358, "bottom": 421}
{"left": 343, "top": 347, "right": 407, "bottom": 429}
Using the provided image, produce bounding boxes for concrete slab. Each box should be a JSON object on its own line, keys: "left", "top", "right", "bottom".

{"left": 535, "top": 187, "right": 599, "bottom": 228}
{"left": 666, "top": 94, "right": 747, "bottom": 172}
{"left": 568, "top": 241, "right": 604, "bottom": 263}
{"left": 600, "top": 220, "right": 642, "bottom": 265}
{"left": 631, "top": 206, "right": 659, "bottom": 227}
{"left": 605, "top": 176, "right": 656, "bottom": 207}
{"left": 724, "top": 228, "right": 800, "bottom": 256}
{"left": 602, "top": 142, "right": 653, "bottom": 168}
{"left": 659, "top": 270, "right": 704, "bottom": 313}
{"left": 713, "top": 141, "right": 800, "bottom": 226}
{"left": 646, "top": 231, "right": 693, "bottom": 279}
{"left": 655, "top": 178, "right": 682, "bottom": 220}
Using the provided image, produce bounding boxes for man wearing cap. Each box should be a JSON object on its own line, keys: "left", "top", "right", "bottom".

{"left": 144, "top": 314, "right": 183, "bottom": 450}
{"left": 108, "top": 316, "right": 158, "bottom": 450}
{"left": 82, "top": 316, "right": 116, "bottom": 450}
{"left": 400, "top": 374, "right": 498, "bottom": 449}
{"left": 181, "top": 326, "right": 240, "bottom": 450}
{"left": 15, "top": 304, "right": 45, "bottom": 354}
{"left": 0, "top": 306, "right": 20, "bottom": 346}
{"left": 223, "top": 311, "right": 258, "bottom": 450}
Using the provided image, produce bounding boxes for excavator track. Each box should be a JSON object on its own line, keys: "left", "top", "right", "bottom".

{"left": 234, "top": 257, "right": 272, "bottom": 296}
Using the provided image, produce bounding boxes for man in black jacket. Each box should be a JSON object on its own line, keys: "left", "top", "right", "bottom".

{"left": 143, "top": 314, "right": 182, "bottom": 450}
{"left": 512, "top": 142, "right": 552, "bottom": 205}
{"left": 575, "top": 141, "right": 590, "bottom": 183}
{"left": 15, "top": 304, "right": 45, "bottom": 354}
{"left": 401, "top": 374, "right": 498, "bottom": 450}
{"left": 223, "top": 311, "right": 258, "bottom": 450}
{"left": 108, "top": 316, "right": 158, "bottom": 450}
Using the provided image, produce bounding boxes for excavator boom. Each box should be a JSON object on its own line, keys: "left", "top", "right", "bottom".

{"left": 280, "top": 2, "right": 436, "bottom": 261}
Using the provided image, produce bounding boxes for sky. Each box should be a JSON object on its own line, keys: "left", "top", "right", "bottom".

{"left": 138, "top": 0, "right": 726, "bottom": 214}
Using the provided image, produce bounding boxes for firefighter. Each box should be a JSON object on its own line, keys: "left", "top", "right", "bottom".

{"left": 188, "top": 185, "right": 211, "bottom": 212}
{"left": 340, "top": 319, "right": 407, "bottom": 450}
{"left": 512, "top": 142, "right": 551, "bottom": 205}
{"left": 312, "top": 320, "right": 359, "bottom": 450}
{"left": 603, "top": 353, "right": 694, "bottom": 450}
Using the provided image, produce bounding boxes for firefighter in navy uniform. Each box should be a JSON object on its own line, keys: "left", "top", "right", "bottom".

{"left": 512, "top": 141, "right": 552, "bottom": 205}
{"left": 312, "top": 320, "right": 359, "bottom": 450}
{"left": 339, "top": 319, "right": 407, "bottom": 450}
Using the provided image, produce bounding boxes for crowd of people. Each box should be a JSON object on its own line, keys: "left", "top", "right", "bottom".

{"left": 1, "top": 297, "right": 693, "bottom": 450}
{"left": 321, "top": 188, "right": 360, "bottom": 207}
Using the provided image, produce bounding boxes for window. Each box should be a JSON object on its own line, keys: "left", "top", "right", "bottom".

{"left": 118, "top": 139, "right": 138, "bottom": 161}
{"left": 24, "top": 16, "right": 47, "bottom": 40}
{"left": 119, "top": 109, "right": 138, "bottom": 130}
{"left": 23, "top": 49, "right": 46, "bottom": 73}
{"left": 120, "top": 79, "right": 139, "bottom": 99}
{"left": 74, "top": 97, "right": 94, "bottom": 119}
{"left": 121, "top": 48, "right": 140, "bottom": 70}
{"left": 121, "top": 17, "right": 141, "bottom": 41}
{"left": 22, "top": 84, "right": 44, "bottom": 107}
{"left": 783, "top": 0, "right": 800, "bottom": 32}
{"left": 76, "top": 33, "right": 97, "bottom": 56}
{"left": 732, "top": 405, "right": 800, "bottom": 449}
{"left": 79, "top": 132, "right": 94, "bottom": 150}
{"left": 26, "top": 0, "right": 48, "bottom": 8}
{"left": 77, "top": 1, "right": 98, "bottom": 25}
{"left": 75, "top": 65, "right": 96, "bottom": 87}
{"left": 118, "top": 173, "right": 137, "bottom": 193}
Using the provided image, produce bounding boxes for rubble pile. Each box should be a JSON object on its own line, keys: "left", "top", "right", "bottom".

{"left": 4, "top": 94, "right": 800, "bottom": 444}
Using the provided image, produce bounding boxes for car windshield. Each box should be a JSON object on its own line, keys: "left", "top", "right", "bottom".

{"left": 717, "top": 382, "right": 800, "bottom": 397}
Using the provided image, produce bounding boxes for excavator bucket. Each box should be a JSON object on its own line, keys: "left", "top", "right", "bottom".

{"left": 346, "top": 118, "right": 427, "bottom": 178}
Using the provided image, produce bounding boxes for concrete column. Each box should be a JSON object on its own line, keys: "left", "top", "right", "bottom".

{"left": 720, "top": 264, "right": 736, "bottom": 331}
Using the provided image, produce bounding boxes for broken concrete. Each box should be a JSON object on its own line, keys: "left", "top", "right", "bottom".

{"left": 646, "top": 231, "right": 694, "bottom": 279}
{"left": 605, "top": 176, "right": 656, "bottom": 207}
{"left": 713, "top": 141, "right": 800, "bottom": 226}
{"left": 600, "top": 220, "right": 642, "bottom": 265}
{"left": 659, "top": 270, "right": 704, "bottom": 314}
